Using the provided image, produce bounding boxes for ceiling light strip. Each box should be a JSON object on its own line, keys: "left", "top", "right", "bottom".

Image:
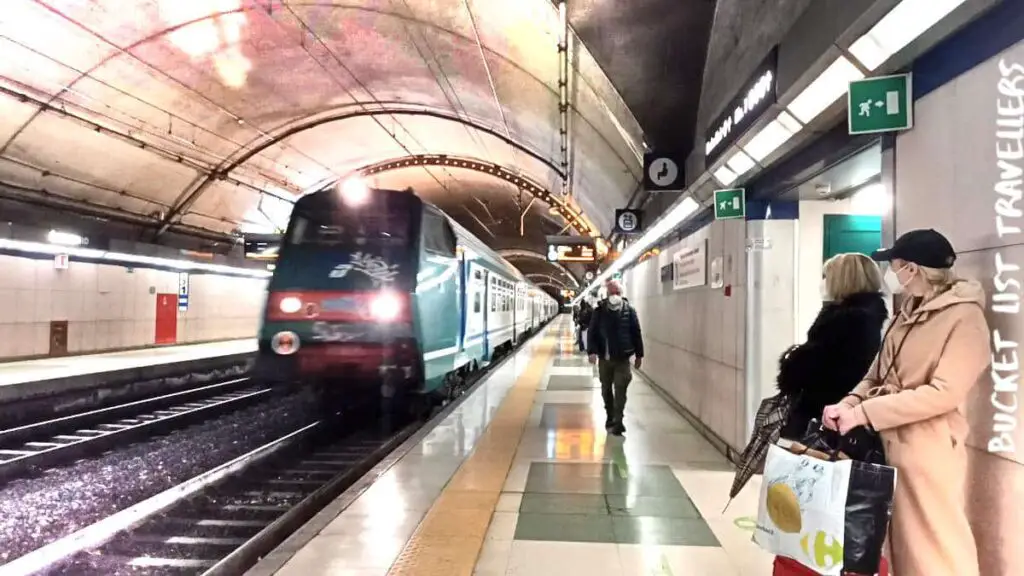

{"left": 0, "top": 239, "right": 271, "bottom": 279}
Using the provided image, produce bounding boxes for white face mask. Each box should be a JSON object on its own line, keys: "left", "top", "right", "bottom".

{"left": 819, "top": 279, "right": 830, "bottom": 301}
{"left": 884, "top": 265, "right": 909, "bottom": 294}
{"left": 607, "top": 294, "right": 623, "bottom": 307}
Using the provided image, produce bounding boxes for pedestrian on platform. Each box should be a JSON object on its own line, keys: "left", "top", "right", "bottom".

{"left": 575, "top": 297, "right": 594, "bottom": 352}
{"left": 823, "top": 229, "right": 989, "bottom": 576}
{"left": 776, "top": 253, "right": 888, "bottom": 440}
{"left": 587, "top": 279, "right": 644, "bottom": 436}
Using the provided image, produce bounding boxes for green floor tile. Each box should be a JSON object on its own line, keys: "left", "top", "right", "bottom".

{"left": 520, "top": 493, "right": 608, "bottom": 515}
{"left": 605, "top": 495, "right": 701, "bottom": 518}
{"left": 546, "top": 375, "right": 599, "bottom": 390}
{"left": 514, "top": 513, "right": 616, "bottom": 543}
{"left": 553, "top": 358, "right": 591, "bottom": 367}
{"left": 524, "top": 463, "right": 690, "bottom": 497}
{"left": 538, "top": 404, "right": 596, "bottom": 429}
{"left": 610, "top": 516, "right": 721, "bottom": 546}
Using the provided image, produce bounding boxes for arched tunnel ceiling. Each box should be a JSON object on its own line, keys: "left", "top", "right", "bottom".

{"left": 0, "top": 0, "right": 655, "bottom": 245}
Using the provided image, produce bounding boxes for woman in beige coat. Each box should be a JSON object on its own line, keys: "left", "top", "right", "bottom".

{"left": 823, "top": 229, "right": 989, "bottom": 576}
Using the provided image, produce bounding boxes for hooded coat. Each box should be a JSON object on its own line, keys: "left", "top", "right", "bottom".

{"left": 776, "top": 291, "right": 888, "bottom": 440}
{"left": 842, "top": 280, "right": 991, "bottom": 576}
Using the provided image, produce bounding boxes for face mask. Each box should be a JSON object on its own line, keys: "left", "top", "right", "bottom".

{"left": 607, "top": 294, "right": 623, "bottom": 307}
{"left": 819, "top": 279, "right": 830, "bottom": 301}
{"left": 884, "top": 265, "right": 909, "bottom": 294}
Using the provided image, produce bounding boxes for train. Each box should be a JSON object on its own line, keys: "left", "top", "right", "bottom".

{"left": 253, "top": 180, "right": 559, "bottom": 415}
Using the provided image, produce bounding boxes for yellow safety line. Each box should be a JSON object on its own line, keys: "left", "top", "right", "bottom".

{"left": 386, "top": 333, "right": 557, "bottom": 576}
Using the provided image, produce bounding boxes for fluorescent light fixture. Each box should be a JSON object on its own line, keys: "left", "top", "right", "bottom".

{"left": 572, "top": 196, "right": 700, "bottom": 304}
{"left": 850, "top": 0, "right": 968, "bottom": 70}
{"left": 786, "top": 56, "right": 865, "bottom": 124}
{"left": 741, "top": 110, "right": 803, "bottom": 161}
{"left": 0, "top": 238, "right": 271, "bottom": 279}
{"left": 713, "top": 165, "right": 738, "bottom": 187}
{"left": 725, "top": 150, "right": 757, "bottom": 178}
{"left": 47, "top": 230, "right": 84, "bottom": 246}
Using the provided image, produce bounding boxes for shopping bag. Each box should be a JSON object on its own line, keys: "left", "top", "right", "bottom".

{"left": 755, "top": 444, "right": 852, "bottom": 575}
{"left": 772, "top": 556, "right": 889, "bottom": 576}
{"left": 798, "top": 423, "right": 896, "bottom": 574}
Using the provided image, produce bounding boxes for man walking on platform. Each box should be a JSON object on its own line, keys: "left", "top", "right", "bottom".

{"left": 587, "top": 280, "right": 644, "bottom": 436}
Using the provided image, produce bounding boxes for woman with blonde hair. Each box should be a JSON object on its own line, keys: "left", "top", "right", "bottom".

{"left": 824, "top": 228, "right": 989, "bottom": 576}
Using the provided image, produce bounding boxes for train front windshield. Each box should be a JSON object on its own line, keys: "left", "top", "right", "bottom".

{"left": 272, "top": 190, "right": 419, "bottom": 292}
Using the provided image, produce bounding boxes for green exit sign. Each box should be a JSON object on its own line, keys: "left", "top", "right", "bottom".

{"left": 848, "top": 73, "right": 913, "bottom": 135}
{"left": 714, "top": 188, "right": 745, "bottom": 220}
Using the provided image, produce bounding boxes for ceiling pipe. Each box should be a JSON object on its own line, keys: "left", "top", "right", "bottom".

{"left": 557, "top": 0, "right": 571, "bottom": 200}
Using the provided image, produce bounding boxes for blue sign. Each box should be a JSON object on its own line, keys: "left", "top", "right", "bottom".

{"left": 178, "top": 273, "right": 190, "bottom": 312}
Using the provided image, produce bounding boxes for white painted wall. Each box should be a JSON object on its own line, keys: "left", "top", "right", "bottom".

{"left": 795, "top": 197, "right": 857, "bottom": 341}
{"left": 744, "top": 219, "right": 798, "bottom": 438}
{"left": 623, "top": 218, "right": 748, "bottom": 450}
{"left": 0, "top": 254, "right": 266, "bottom": 359}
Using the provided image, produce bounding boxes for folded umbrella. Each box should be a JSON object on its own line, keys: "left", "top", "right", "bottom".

{"left": 727, "top": 392, "right": 794, "bottom": 508}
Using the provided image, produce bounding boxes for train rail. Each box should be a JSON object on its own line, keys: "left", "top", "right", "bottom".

{"left": 0, "top": 379, "right": 266, "bottom": 484}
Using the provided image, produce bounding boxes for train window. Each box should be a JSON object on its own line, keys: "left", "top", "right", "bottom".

{"left": 490, "top": 296, "right": 496, "bottom": 312}
{"left": 474, "top": 292, "right": 480, "bottom": 313}
{"left": 288, "top": 199, "right": 409, "bottom": 247}
{"left": 422, "top": 210, "right": 456, "bottom": 255}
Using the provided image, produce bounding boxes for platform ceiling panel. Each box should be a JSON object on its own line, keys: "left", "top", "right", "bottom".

{"left": 0, "top": 0, "right": 652, "bottom": 253}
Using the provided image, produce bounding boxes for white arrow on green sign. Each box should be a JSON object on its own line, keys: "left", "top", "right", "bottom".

{"left": 714, "top": 188, "right": 746, "bottom": 220}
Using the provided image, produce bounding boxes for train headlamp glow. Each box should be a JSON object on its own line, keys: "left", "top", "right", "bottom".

{"left": 279, "top": 296, "right": 302, "bottom": 314}
{"left": 369, "top": 291, "right": 401, "bottom": 321}
{"left": 340, "top": 178, "right": 370, "bottom": 207}
{"left": 271, "top": 331, "right": 300, "bottom": 355}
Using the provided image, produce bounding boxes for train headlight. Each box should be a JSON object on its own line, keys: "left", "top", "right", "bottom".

{"left": 279, "top": 296, "right": 302, "bottom": 314}
{"left": 340, "top": 178, "right": 370, "bottom": 207}
{"left": 271, "top": 331, "right": 300, "bottom": 355}
{"left": 369, "top": 291, "right": 401, "bottom": 322}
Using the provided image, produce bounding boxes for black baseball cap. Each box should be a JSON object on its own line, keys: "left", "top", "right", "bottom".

{"left": 871, "top": 229, "right": 956, "bottom": 269}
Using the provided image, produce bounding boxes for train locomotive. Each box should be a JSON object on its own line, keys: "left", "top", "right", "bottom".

{"left": 254, "top": 181, "right": 559, "bottom": 415}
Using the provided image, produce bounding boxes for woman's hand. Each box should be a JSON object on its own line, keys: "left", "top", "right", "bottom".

{"left": 825, "top": 404, "right": 868, "bottom": 435}
{"left": 822, "top": 404, "right": 843, "bottom": 431}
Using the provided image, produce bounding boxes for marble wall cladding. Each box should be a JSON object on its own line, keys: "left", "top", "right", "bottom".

{"left": 0, "top": 254, "right": 266, "bottom": 359}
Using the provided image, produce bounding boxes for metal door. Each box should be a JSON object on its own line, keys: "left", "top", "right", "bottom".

{"left": 49, "top": 320, "right": 68, "bottom": 356}
{"left": 155, "top": 293, "right": 178, "bottom": 345}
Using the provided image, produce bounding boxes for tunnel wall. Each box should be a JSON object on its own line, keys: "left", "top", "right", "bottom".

{"left": 0, "top": 253, "right": 266, "bottom": 360}
{"left": 623, "top": 218, "right": 748, "bottom": 450}
{"left": 892, "top": 32, "right": 1024, "bottom": 576}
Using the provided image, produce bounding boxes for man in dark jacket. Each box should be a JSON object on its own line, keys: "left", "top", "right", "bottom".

{"left": 575, "top": 299, "right": 594, "bottom": 351}
{"left": 587, "top": 280, "right": 643, "bottom": 436}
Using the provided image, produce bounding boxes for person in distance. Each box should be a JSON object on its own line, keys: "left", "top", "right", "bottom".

{"left": 822, "top": 228, "right": 989, "bottom": 576}
{"left": 587, "top": 279, "right": 644, "bottom": 436}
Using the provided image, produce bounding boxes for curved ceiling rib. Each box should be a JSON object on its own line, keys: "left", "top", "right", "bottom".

{"left": 153, "top": 105, "right": 565, "bottom": 236}
{"left": 356, "top": 155, "right": 599, "bottom": 238}
{"left": 498, "top": 249, "right": 580, "bottom": 287}
{"left": 526, "top": 273, "right": 569, "bottom": 288}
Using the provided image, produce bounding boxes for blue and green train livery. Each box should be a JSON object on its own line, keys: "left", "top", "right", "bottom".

{"left": 254, "top": 184, "right": 559, "bottom": 408}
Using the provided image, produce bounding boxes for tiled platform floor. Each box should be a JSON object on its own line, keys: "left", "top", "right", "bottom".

{"left": 257, "top": 317, "right": 771, "bottom": 576}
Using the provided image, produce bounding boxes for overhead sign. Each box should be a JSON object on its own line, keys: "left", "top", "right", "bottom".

{"left": 705, "top": 47, "right": 779, "bottom": 165}
{"left": 54, "top": 254, "right": 69, "bottom": 270}
{"left": 547, "top": 243, "right": 596, "bottom": 263}
{"left": 243, "top": 233, "right": 282, "bottom": 260}
{"left": 614, "top": 209, "right": 643, "bottom": 235}
{"left": 714, "top": 188, "right": 746, "bottom": 220}
{"left": 178, "top": 272, "right": 190, "bottom": 312}
{"left": 545, "top": 235, "right": 595, "bottom": 247}
{"left": 643, "top": 153, "right": 684, "bottom": 192}
{"left": 673, "top": 241, "right": 707, "bottom": 290}
{"left": 848, "top": 73, "right": 913, "bottom": 135}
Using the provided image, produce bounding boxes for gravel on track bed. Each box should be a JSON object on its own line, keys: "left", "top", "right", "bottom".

{"left": 0, "top": 393, "right": 311, "bottom": 563}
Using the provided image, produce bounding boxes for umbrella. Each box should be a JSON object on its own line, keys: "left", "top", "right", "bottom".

{"left": 725, "top": 392, "right": 793, "bottom": 510}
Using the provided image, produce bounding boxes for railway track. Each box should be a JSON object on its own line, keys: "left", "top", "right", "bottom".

{"left": 0, "top": 379, "right": 266, "bottom": 484}
{"left": 0, "top": 413, "right": 419, "bottom": 576}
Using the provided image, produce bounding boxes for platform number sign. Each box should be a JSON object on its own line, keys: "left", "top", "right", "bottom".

{"left": 643, "top": 152, "right": 683, "bottom": 192}
{"left": 714, "top": 188, "right": 746, "bottom": 220}
{"left": 177, "top": 272, "right": 190, "bottom": 312}
{"left": 614, "top": 209, "right": 643, "bottom": 235}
